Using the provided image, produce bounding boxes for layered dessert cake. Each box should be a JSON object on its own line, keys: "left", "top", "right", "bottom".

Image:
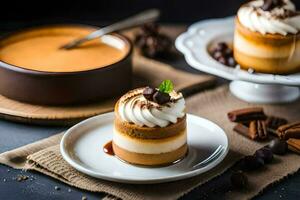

{"left": 234, "top": 0, "right": 300, "bottom": 74}
{"left": 113, "top": 80, "right": 187, "bottom": 166}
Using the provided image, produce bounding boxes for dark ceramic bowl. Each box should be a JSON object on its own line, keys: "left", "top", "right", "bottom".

{"left": 0, "top": 25, "right": 133, "bottom": 105}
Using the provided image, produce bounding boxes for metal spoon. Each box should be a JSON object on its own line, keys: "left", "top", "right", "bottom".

{"left": 60, "top": 9, "right": 160, "bottom": 50}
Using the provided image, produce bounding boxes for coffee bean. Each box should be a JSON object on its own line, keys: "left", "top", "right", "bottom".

{"left": 230, "top": 171, "right": 248, "bottom": 189}
{"left": 239, "top": 155, "right": 264, "bottom": 171}
{"left": 153, "top": 91, "right": 170, "bottom": 105}
{"left": 255, "top": 147, "right": 273, "bottom": 163}
{"left": 268, "top": 138, "right": 288, "bottom": 155}
{"left": 143, "top": 87, "right": 156, "bottom": 101}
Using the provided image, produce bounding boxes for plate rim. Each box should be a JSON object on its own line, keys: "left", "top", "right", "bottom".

{"left": 60, "top": 112, "right": 229, "bottom": 184}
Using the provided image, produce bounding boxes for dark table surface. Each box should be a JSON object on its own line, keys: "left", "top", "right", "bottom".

{"left": 0, "top": 56, "right": 300, "bottom": 200}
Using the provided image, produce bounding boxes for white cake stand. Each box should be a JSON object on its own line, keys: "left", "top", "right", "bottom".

{"left": 175, "top": 17, "right": 300, "bottom": 104}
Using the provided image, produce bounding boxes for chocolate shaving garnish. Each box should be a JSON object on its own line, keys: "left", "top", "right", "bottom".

{"left": 276, "top": 10, "right": 299, "bottom": 19}
{"left": 265, "top": 116, "right": 288, "bottom": 130}
{"left": 153, "top": 91, "right": 171, "bottom": 105}
{"left": 143, "top": 86, "right": 156, "bottom": 101}
{"left": 249, "top": 120, "right": 268, "bottom": 140}
{"left": 261, "top": 0, "right": 284, "bottom": 11}
{"left": 228, "top": 107, "right": 267, "bottom": 123}
{"left": 120, "top": 88, "right": 144, "bottom": 103}
{"left": 277, "top": 121, "right": 300, "bottom": 140}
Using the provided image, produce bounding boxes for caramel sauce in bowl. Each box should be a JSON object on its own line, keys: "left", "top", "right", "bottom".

{"left": 0, "top": 25, "right": 132, "bottom": 105}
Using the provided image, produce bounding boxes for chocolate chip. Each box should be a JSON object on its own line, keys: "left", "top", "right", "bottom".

{"left": 239, "top": 155, "right": 264, "bottom": 171}
{"left": 227, "top": 57, "right": 237, "bottom": 67}
{"left": 143, "top": 87, "right": 156, "bottom": 101}
{"left": 230, "top": 171, "right": 248, "bottom": 189}
{"left": 153, "top": 91, "right": 170, "bottom": 105}
{"left": 255, "top": 147, "right": 273, "bottom": 163}
{"left": 224, "top": 48, "right": 233, "bottom": 57}
{"left": 135, "top": 23, "right": 172, "bottom": 58}
{"left": 268, "top": 138, "right": 288, "bottom": 155}
{"left": 218, "top": 57, "right": 228, "bottom": 66}
{"left": 215, "top": 42, "right": 228, "bottom": 52}
{"left": 210, "top": 42, "right": 237, "bottom": 68}
{"left": 142, "top": 23, "right": 159, "bottom": 35}
{"left": 212, "top": 51, "right": 223, "bottom": 60}
{"left": 135, "top": 34, "right": 147, "bottom": 47}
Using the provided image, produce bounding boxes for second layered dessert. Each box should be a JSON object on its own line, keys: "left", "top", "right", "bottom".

{"left": 234, "top": 0, "right": 300, "bottom": 74}
{"left": 113, "top": 80, "right": 187, "bottom": 166}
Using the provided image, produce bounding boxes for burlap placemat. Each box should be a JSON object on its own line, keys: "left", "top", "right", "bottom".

{"left": 1, "top": 86, "right": 300, "bottom": 199}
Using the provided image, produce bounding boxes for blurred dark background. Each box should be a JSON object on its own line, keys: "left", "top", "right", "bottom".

{"left": 1, "top": 0, "right": 299, "bottom": 31}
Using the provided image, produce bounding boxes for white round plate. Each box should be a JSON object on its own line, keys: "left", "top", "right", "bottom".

{"left": 175, "top": 17, "right": 300, "bottom": 86}
{"left": 60, "top": 112, "right": 228, "bottom": 184}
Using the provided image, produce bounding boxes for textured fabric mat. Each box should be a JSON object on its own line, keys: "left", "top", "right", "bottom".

{"left": 1, "top": 86, "right": 300, "bottom": 199}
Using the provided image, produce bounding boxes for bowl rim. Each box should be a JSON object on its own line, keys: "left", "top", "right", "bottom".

{"left": 0, "top": 24, "right": 133, "bottom": 76}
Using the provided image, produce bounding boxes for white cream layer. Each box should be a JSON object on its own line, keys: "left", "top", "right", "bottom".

{"left": 113, "top": 128, "right": 187, "bottom": 154}
{"left": 238, "top": 0, "right": 300, "bottom": 35}
{"left": 118, "top": 88, "right": 185, "bottom": 128}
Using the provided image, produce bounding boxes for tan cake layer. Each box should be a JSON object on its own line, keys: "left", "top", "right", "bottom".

{"left": 234, "top": 18, "right": 300, "bottom": 74}
{"left": 234, "top": 49, "right": 300, "bottom": 74}
{"left": 114, "top": 101, "right": 186, "bottom": 139}
{"left": 114, "top": 128, "right": 187, "bottom": 145}
{"left": 113, "top": 142, "right": 188, "bottom": 166}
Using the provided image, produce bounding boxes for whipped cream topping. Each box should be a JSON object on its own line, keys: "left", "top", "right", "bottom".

{"left": 118, "top": 88, "right": 185, "bottom": 128}
{"left": 238, "top": 0, "right": 300, "bottom": 35}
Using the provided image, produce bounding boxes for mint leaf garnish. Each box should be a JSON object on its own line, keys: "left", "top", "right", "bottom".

{"left": 158, "top": 80, "right": 174, "bottom": 93}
